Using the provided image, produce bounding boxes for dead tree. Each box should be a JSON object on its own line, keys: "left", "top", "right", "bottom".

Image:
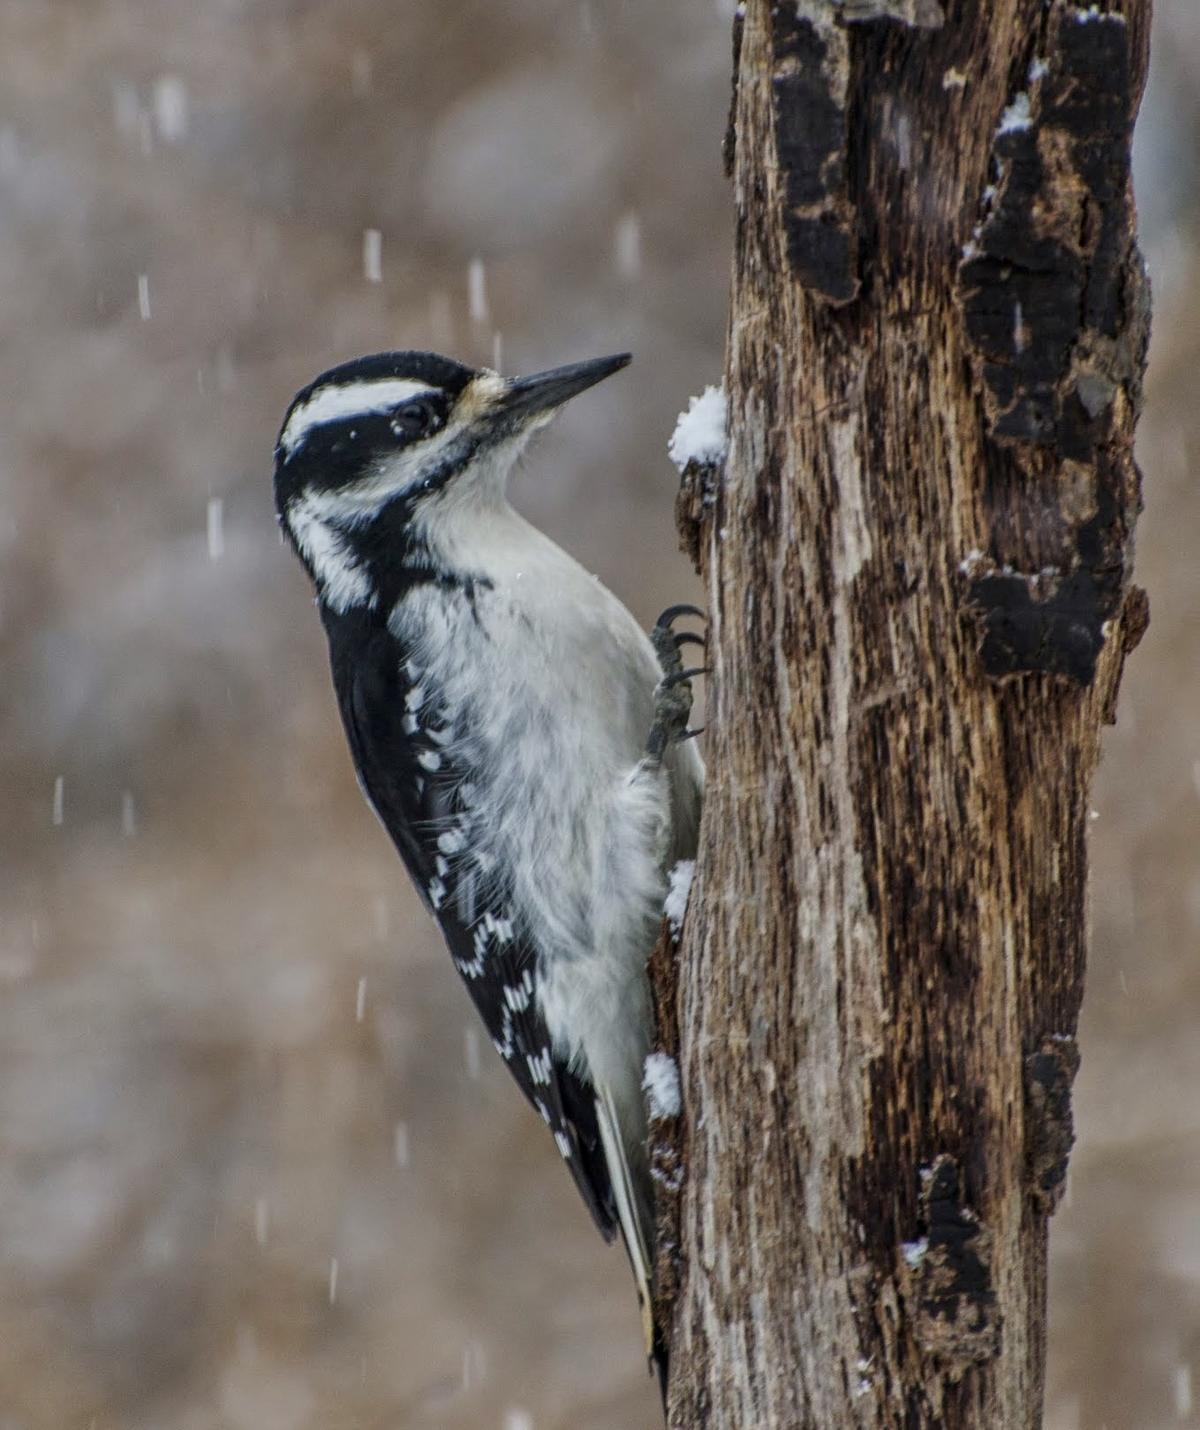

{"left": 652, "top": 1, "right": 1152, "bottom": 1424}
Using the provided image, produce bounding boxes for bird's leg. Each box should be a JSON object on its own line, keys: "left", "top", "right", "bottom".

{"left": 646, "top": 606, "right": 707, "bottom": 760}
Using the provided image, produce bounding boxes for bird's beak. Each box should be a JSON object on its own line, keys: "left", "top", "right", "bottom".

{"left": 501, "top": 353, "right": 631, "bottom": 420}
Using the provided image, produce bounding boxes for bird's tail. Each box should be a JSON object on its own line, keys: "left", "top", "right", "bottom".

{"left": 594, "top": 1083, "right": 668, "bottom": 1408}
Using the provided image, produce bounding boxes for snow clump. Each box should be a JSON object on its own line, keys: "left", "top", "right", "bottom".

{"left": 668, "top": 386, "right": 728, "bottom": 473}
{"left": 664, "top": 859, "right": 695, "bottom": 936}
{"left": 643, "top": 1052, "right": 682, "bottom": 1120}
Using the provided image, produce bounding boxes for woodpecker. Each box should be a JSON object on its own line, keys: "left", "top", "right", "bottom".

{"left": 272, "top": 349, "right": 704, "bottom": 1385}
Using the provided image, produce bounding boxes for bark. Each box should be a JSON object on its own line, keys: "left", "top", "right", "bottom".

{"left": 659, "top": 1, "right": 1152, "bottom": 1424}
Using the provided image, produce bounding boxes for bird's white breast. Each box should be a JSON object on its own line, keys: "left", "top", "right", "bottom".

{"left": 393, "top": 484, "right": 701, "bottom": 1115}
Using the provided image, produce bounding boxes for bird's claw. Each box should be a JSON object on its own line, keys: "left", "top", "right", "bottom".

{"left": 647, "top": 607, "right": 707, "bottom": 760}
{"left": 649, "top": 604, "right": 707, "bottom": 683}
{"left": 655, "top": 603, "right": 705, "bottom": 629}
{"left": 662, "top": 665, "right": 709, "bottom": 690}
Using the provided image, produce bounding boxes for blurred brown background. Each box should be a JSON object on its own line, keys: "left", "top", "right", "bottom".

{"left": 0, "top": 3, "right": 1195, "bottom": 1427}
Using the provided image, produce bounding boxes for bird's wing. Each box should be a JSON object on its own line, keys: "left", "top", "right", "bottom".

{"left": 327, "top": 617, "right": 618, "bottom": 1240}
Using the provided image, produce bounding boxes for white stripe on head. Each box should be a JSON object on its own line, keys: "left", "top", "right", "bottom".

{"left": 280, "top": 378, "right": 437, "bottom": 456}
{"left": 287, "top": 493, "right": 376, "bottom": 613}
{"left": 292, "top": 371, "right": 519, "bottom": 528}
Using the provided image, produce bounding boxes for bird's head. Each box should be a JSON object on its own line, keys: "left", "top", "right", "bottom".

{"left": 273, "top": 349, "right": 629, "bottom": 610}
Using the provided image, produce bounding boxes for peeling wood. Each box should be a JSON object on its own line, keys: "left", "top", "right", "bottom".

{"left": 837, "top": 0, "right": 946, "bottom": 27}
{"left": 723, "top": 8, "right": 745, "bottom": 179}
{"left": 674, "top": 453, "right": 721, "bottom": 569}
{"left": 646, "top": 921, "right": 685, "bottom": 1325}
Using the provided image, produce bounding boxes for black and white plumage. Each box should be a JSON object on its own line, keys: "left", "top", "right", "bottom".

{"left": 272, "top": 349, "right": 703, "bottom": 1377}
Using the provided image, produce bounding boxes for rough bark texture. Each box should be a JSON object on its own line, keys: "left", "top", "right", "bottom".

{"left": 663, "top": 1, "right": 1151, "bottom": 1425}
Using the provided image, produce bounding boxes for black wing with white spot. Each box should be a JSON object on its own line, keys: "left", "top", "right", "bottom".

{"left": 322, "top": 607, "right": 618, "bottom": 1240}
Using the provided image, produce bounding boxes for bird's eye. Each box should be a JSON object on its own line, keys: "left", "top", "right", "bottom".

{"left": 390, "top": 396, "right": 444, "bottom": 441}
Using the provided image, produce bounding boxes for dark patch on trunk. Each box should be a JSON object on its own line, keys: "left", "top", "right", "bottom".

{"left": 899, "top": 1155, "right": 1000, "bottom": 1378}
{"left": 769, "top": 4, "right": 859, "bottom": 302}
{"left": 965, "top": 563, "right": 1106, "bottom": 684}
{"left": 1025, "top": 1036, "right": 1080, "bottom": 1213}
{"left": 959, "top": 10, "right": 1137, "bottom": 445}
{"left": 957, "top": 6, "right": 1148, "bottom": 684}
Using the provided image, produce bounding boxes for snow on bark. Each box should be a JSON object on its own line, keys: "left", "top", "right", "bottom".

{"left": 668, "top": 387, "right": 727, "bottom": 473}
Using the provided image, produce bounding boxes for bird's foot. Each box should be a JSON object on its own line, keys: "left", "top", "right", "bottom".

{"left": 646, "top": 605, "right": 706, "bottom": 760}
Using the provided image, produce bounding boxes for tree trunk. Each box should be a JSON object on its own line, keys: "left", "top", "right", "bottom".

{"left": 659, "top": 1, "right": 1152, "bottom": 1424}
